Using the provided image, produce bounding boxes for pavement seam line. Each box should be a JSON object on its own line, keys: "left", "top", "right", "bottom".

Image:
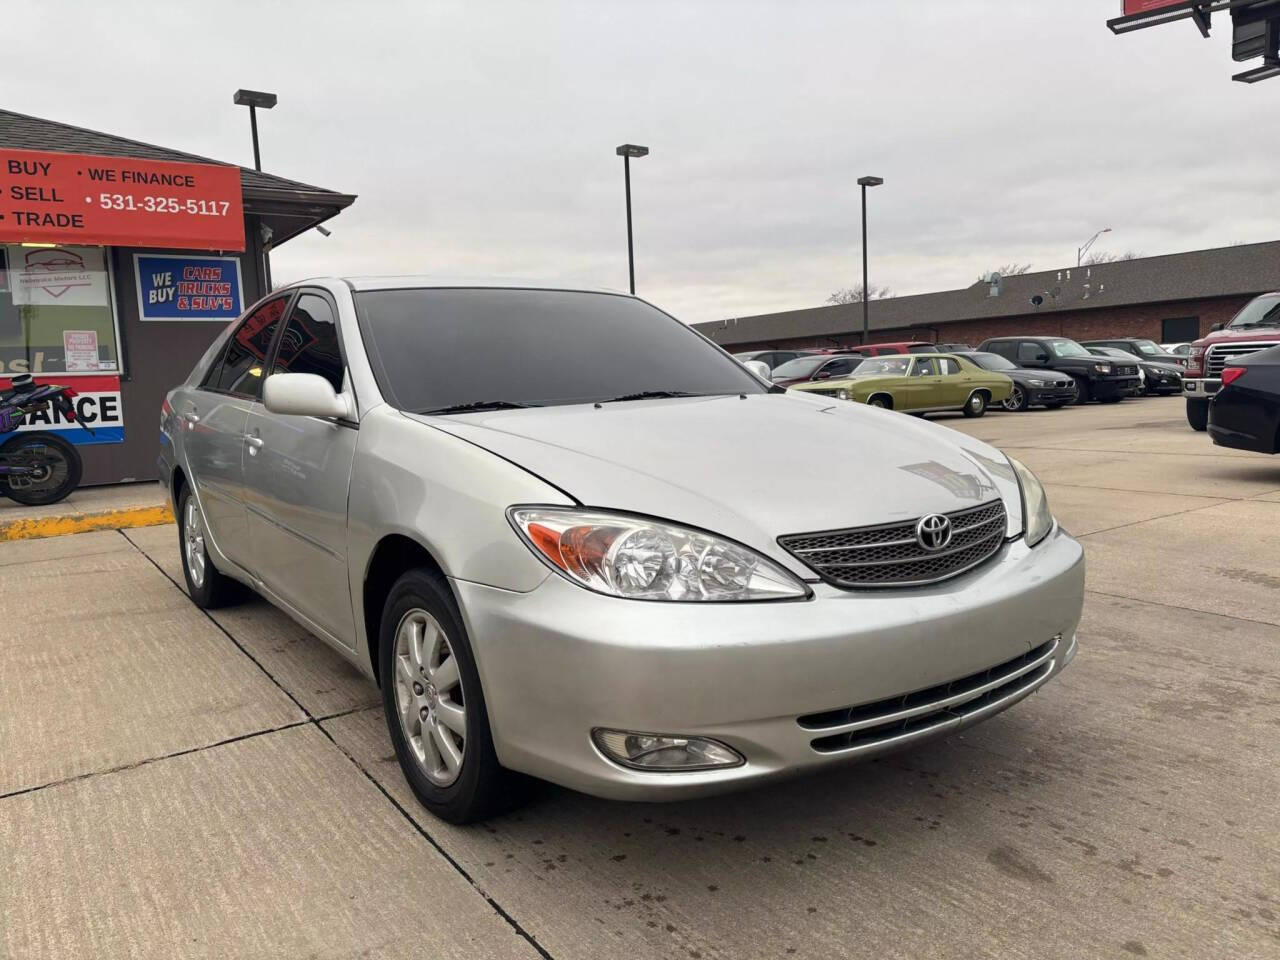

{"left": 0, "top": 719, "right": 312, "bottom": 802}
{"left": 998, "top": 443, "right": 1277, "bottom": 460}
{"left": 117, "top": 529, "right": 557, "bottom": 960}
{"left": 1074, "top": 498, "right": 1236, "bottom": 539}
{"left": 1085, "top": 587, "right": 1280, "bottom": 630}
{"left": 1038, "top": 479, "right": 1280, "bottom": 501}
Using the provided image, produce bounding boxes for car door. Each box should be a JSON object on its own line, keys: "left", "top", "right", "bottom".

{"left": 934, "top": 356, "right": 971, "bottom": 406}
{"left": 907, "top": 356, "right": 944, "bottom": 409}
{"left": 1017, "top": 340, "right": 1049, "bottom": 369}
{"left": 180, "top": 295, "right": 290, "bottom": 569}
{"left": 241, "top": 289, "right": 359, "bottom": 646}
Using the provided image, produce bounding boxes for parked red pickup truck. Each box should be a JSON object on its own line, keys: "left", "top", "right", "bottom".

{"left": 1184, "top": 291, "right": 1280, "bottom": 430}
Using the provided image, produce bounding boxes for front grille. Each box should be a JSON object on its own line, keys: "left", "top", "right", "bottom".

{"left": 800, "top": 636, "right": 1059, "bottom": 754}
{"left": 1207, "top": 342, "right": 1276, "bottom": 377}
{"left": 1117, "top": 364, "right": 1137, "bottom": 376}
{"left": 778, "top": 499, "right": 1007, "bottom": 589}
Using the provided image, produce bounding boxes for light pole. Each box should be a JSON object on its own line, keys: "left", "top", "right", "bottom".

{"left": 234, "top": 89, "right": 278, "bottom": 289}
{"left": 857, "top": 176, "right": 884, "bottom": 346}
{"left": 615, "top": 144, "right": 649, "bottom": 294}
{"left": 1078, "top": 227, "right": 1112, "bottom": 267}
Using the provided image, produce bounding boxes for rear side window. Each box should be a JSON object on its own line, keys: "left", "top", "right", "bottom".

{"left": 271, "top": 293, "right": 345, "bottom": 394}
{"left": 938, "top": 358, "right": 960, "bottom": 375}
{"left": 985, "top": 341, "right": 1014, "bottom": 360}
{"left": 206, "top": 296, "right": 289, "bottom": 398}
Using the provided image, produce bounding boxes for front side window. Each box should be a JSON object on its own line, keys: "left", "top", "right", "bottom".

{"left": 272, "top": 293, "right": 345, "bottom": 394}
{"left": 0, "top": 245, "right": 120, "bottom": 377}
{"left": 1016, "top": 342, "right": 1044, "bottom": 364}
{"left": 207, "top": 296, "right": 289, "bottom": 398}
{"left": 1229, "top": 294, "right": 1280, "bottom": 329}
{"left": 355, "top": 288, "right": 764, "bottom": 413}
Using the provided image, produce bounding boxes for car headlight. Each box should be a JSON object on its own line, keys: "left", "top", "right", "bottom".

{"left": 1028, "top": 379, "right": 1048, "bottom": 387}
{"left": 508, "top": 507, "right": 809, "bottom": 601}
{"left": 1008, "top": 457, "right": 1053, "bottom": 547}
{"left": 1094, "top": 363, "right": 1112, "bottom": 374}
{"left": 837, "top": 388, "right": 850, "bottom": 400}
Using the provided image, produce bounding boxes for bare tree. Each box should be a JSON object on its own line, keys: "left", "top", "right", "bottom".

{"left": 978, "top": 263, "right": 1033, "bottom": 281}
{"left": 827, "top": 283, "right": 892, "bottom": 305}
{"left": 1082, "top": 250, "right": 1141, "bottom": 265}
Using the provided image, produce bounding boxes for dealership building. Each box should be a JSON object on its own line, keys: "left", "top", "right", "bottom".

{"left": 0, "top": 109, "right": 355, "bottom": 485}
{"left": 695, "top": 241, "right": 1280, "bottom": 354}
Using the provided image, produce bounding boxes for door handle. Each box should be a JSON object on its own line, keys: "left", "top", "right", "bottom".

{"left": 182, "top": 411, "right": 200, "bottom": 425}
{"left": 244, "top": 434, "right": 264, "bottom": 455}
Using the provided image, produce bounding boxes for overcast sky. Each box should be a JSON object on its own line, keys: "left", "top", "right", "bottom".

{"left": 8, "top": 1, "right": 1277, "bottom": 325}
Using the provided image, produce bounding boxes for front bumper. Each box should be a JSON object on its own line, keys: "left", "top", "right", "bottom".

{"left": 1183, "top": 377, "right": 1220, "bottom": 399}
{"left": 1027, "top": 385, "right": 1078, "bottom": 405}
{"left": 1094, "top": 375, "right": 1140, "bottom": 399}
{"left": 455, "top": 525, "right": 1085, "bottom": 801}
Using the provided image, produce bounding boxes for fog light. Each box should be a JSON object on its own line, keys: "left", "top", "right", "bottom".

{"left": 592, "top": 729, "right": 744, "bottom": 772}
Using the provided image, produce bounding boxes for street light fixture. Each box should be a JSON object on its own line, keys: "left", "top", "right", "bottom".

{"left": 857, "top": 175, "right": 884, "bottom": 346}
{"left": 233, "top": 89, "right": 278, "bottom": 172}
{"left": 1078, "top": 227, "right": 1112, "bottom": 267}
{"left": 616, "top": 144, "right": 649, "bottom": 295}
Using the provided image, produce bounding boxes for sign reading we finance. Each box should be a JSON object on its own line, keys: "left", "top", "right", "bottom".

{"left": 0, "top": 148, "right": 245, "bottom": 251}
{"left": 1122, "top": 0, "right": 1188, "bottom": 14}
{"left": 134, "top": 253, "right": 244, "bottom": 321}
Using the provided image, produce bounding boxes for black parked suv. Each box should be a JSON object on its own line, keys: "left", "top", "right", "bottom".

{"left": 976, "top": 336, "right": 1141, "bottom": 403}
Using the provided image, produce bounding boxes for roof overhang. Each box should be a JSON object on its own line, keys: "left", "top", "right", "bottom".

{"left": 243, "top": 185, "right": 356, "bottom": 248}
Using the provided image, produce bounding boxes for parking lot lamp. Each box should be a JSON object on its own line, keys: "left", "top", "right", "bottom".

{"left": 233, "top": 88, "right": 278, "bottom": 172}
{"left": 857, "top": 176, "right": 884, "bottom": 345}
{"left": 1078, "top": 227, "right": 1112, "bottom": 267}
{"left": 616, "top": 144, "right": 649, "bottom": 294}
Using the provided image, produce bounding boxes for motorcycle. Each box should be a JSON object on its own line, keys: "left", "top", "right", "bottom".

{"left": 0, "top": 374, "right": 91, "bottom": 505}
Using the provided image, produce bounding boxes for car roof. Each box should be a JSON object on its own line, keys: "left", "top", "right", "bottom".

{"left": 290, "top": 276, "right": 630, "bottom": 295}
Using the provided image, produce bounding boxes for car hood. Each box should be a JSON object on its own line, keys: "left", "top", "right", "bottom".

{"left": 407, "top": 393, "right": 1024, "bottom": 578}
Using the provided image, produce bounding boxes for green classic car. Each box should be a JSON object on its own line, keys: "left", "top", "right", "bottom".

{"left": 790, "top": 353, "right": 1013, "bottom": 418}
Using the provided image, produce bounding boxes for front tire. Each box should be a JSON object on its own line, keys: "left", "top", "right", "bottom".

{"left": 1072, "top": 378, "right": 1092, "bottom": 404}
{"left": 0, "top": 433, "right": 81, "bottom": 505}
{"left": 379, "top": 568, "right": 517, "bottom": 823}
{"left": 962, "top": 391, "right": 987, "bottom": 418}
{"left": 178, "top": 485, "right": 242, "bottom": 608}
{"left": 1186, "top": 398, "right": 1209, "bottom": 431}
{"left": 1001, "top": 385, "right": 1029, "bottom": 412}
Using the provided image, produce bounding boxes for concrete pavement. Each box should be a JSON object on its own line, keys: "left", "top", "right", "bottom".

{"left": 2, "top": 396, "right": 1278, "bottom": 958}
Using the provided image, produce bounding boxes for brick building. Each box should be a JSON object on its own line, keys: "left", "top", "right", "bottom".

{"left": 693, "top": 241, "right": 1280, "bottom": 353}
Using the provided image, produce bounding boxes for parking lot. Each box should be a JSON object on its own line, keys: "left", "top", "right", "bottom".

{"left": 2, "top": 396, "right": 1278, "bottom": 960}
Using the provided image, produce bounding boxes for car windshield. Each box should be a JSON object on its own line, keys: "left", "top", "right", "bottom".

{"left": 354, "top": 288, "right": 765, "bottom": 412}
{"left": 852, "top": 356, "right": 911, "bottom": 376}
{"left": 1129, "top": 340, "right": 1168, "bottom": 358}
{"left": 966, "top": 352, "right": 1016, "bottom": 371}
{"left": 1229, "top": 294, "right": 1280, "bottom": 329}
{"left": 771, "top": 356, "right": 831, "bottom": 378}
{"left": 1091, "top": 347, "right": 1130, "bottom": 359}
{"left": 1048, "top": 339, "right": 1091, "bottom": 358}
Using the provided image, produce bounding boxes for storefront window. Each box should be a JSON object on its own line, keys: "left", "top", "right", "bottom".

{"left": 0, "top": 244, "right": 120, "bottom": 377}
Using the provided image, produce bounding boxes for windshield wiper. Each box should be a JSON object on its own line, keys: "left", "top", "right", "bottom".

{"left": 416, "top": 400, "right": 537, "bottom": 415}
{"left": 599, "top": 390, "right": 708, "bottom": 403}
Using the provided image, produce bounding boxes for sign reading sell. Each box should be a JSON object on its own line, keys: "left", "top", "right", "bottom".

{"left": 0, "top": 148, "right": 245, "bottom": 251}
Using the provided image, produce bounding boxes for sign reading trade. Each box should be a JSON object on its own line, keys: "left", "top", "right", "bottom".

{"left": 0, "top": 148, "right": 245, "bottom": 251}
{"left": 134, "top": 253, "right": 244, "bottom": 321}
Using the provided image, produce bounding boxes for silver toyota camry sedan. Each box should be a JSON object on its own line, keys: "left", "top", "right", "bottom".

{"left": 159, "top": 279, "right": 1084, "bottom": 823}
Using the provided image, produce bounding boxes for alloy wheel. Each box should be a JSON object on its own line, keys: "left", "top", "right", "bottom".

{"left": 393, "top": 608, "right": 467, "bottom": 786}
{"left": 183, "top": 498, "right": 207, "bottom": 590}
{"left": 1002, "top": 386, "right": 1024, "bottom": 411}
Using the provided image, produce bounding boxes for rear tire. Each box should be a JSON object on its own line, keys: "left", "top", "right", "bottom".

{"left": 1186, "top": 399, "right": 1209, "bottom": 432}
{"left": 178, "top": 485, "right": 243, "bottom": 608}
{"left": 962, "top": 391, "right": 987, "bottom": 418}
{"left": 379, "top": 568, "right": 521, "bottom": 824}
{"left": 0, "top": 433, "right": 81, "bottom": 505}
{"left": 867, "top": 395, "right": 892, "bottom": 409}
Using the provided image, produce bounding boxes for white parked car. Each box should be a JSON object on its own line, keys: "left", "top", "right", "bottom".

{"left": 160, "top": 279, "right": 1085, "bottom": 822}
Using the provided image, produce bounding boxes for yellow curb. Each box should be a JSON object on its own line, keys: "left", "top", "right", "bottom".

{"left": 0, "top": 503, "right": 174, "bottom": 542}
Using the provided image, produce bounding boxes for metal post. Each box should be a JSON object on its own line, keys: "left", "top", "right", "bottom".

{"left": 623, "top": 155, "right": 635, "bottom": 295}
{"left": 249, "top": 104, "right": 262, "bottom": 171}
{"left": 861, "top": 183, "right": 869, "bottom": 345}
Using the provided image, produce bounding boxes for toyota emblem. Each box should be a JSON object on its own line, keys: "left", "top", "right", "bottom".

{"left": 915, "top": 513, "right": 952, "bottom": 551}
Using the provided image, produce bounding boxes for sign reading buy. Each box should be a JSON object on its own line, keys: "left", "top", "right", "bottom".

{"left": 0, "top": 148, "right": 244, "bottom": 251}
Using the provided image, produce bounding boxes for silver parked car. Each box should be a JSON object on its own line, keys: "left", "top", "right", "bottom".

{"left": 160, "top": 279, "right": 1084, "bottom": 823}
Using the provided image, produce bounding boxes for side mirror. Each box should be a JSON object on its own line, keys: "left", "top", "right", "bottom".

{"left": 1036, "top": 353, "right": 1050, "bottom": 363}
{"left": 742, "top": 359, "right": 771, "bottom": 380}
{"left": 1210, "top": 323, "right": 1224, "bottom": 332}
{"left": 263, "top": 373, "right": 352, "bottom": 419}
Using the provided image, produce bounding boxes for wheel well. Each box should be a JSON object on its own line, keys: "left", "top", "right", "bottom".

{"left": 868, "top": 393, "right": 894, "bottom": 409}
{"left": 363, "top": 534, "right": 448, "bottom": 685}
{"left": 972, "top": 389, "right": 991, "bottom": 401}
{"left": 171, "top": 466, "right": 188, "bottom": 513}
